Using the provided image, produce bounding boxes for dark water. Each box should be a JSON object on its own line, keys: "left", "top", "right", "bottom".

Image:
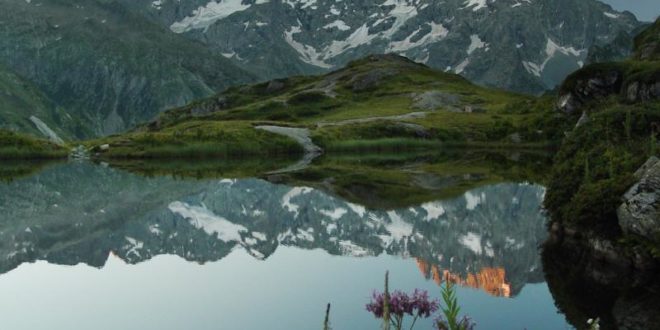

{"left": 0, "top": 155, "right": 574, "bottom": 330}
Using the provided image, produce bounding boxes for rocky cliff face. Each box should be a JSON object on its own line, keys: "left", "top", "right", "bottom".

{"left": 556, "top": 19, "right": 660, "bottom": 114}
{"left": 618, "top": 157, "right": 660, "bottom": 241}
{"left": 0, "top": 64, "right": 69, "bottom": 141}
{"left": 119, "top": 0, "right": 640, "bottom": 94}
{"left": 0, "top": 0, "right": 643, "bottom": 139}
{"left": 0, "top": 0, "right": 253, "bottom": 138}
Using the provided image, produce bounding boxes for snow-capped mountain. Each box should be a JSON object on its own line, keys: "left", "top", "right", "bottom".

{"left": 0, "top": 162, "right": 547, "bottom": 295}
{"left": 125, "top": 0, "right": 641, "bottom": 93}
{"left": 0, "top": 0, "right": 642, "bottom": 139}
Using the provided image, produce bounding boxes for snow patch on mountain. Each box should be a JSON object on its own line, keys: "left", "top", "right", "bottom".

{"left": 389, "top": 22, "right": 449, "bottom": 52}
{"left": 421, "top": 201, "right": 446, "bottom": 221}
{"left": 459, "top": 232, "right": 483, "bottom": 254}
{"left": 462, "top": 0, "right": 489, "bottom": 11}
{"left": 522, "top": 38, "right": 586, "bottom": 77}
{"left": 324, "top": 20, "right": 351, "bottom": 31}
{"left": 320, "top": 207, "right": 348, "bottom": 220}
{"left": 467, "top": 34, "right": 486, "bottom": 55}
{"left": 281, "top": 187, "right": 314, "bottom": 217}
{"left": 285, "top": 25, "right": 333, "bottom": 68}
{"left": 29, "top": 116, "right": 63, "bottom": 144}
{"left": 604, "top": 12, "right": 620, "bottom": 19}
{"left": 169, "top": 201, "right": 248, "bottom": 242}
{"left": 171, "top": 0, "right": 268, "bottom": 33}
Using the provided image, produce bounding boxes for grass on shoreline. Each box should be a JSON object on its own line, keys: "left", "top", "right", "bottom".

{"left": 0, "top": 130, "right": 67, "bottom": 160}
{"left": 86, "top": 121, "right": 303, "bottom": 159}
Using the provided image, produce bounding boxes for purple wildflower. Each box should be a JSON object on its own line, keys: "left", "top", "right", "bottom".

{"left": 366, "top": 289, "right": 439, "bottom": 329}
{"left": 411, "top": 289, "right": 439, "bottom": 318}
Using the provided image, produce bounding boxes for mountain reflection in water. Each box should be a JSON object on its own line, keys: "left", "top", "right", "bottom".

{"left": 0, "top": 161, "right": 548, "bottom": 300}
{"left": 0, "top": 158, "right": 561, "bottom": 329}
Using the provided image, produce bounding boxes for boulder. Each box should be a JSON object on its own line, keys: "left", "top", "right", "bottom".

{"left": 617, "top": 157, "right": 660, "bottom": 240}
{"left": 625, "top": 81, "right": 660, "bottom": 103}
{"left": 411, "top": 91, "right": 460, "bottom": 111}
{"left": 557, "top": 70, "right": 623, "bottom": 114}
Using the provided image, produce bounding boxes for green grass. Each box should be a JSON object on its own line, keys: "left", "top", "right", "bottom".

{"left": 276, "top": 149, "right": 552, "bottom": 209}
{"left": 323, "top": 138, "right": 444, "bottom": 152}
{"left": 0, "top": 159, "right": 62, "bottom": 182}
{"left": 104, "top": 157, "right": 299, "bottom": 179}
{"left": 544, "top": 102, "right": 660, "bottom": 238}
{"left": 85, "top": 55, "right": 559, "bottom": 160}
{"left": 0, "top": 130, "right": 67, "bottom": 159}
{"left": 87, "top": 121, "right": 303, "bottom": 159}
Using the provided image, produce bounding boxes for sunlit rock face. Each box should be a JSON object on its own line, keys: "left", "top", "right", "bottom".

{"left": 0, "top": 162, "right": 547, "bottom": 294}
{"left": 117, "top": 0, "right": 639, "bottom": 94}
{"left": 417, "top": 259, "right": 512, "bottom": 297}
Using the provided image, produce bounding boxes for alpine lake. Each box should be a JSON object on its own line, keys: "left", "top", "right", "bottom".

{"left": 0, "top": 149, "right": 635, "bottom": 330}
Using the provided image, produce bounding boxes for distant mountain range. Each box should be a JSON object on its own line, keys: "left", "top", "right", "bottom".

{"left": 0, "top": 0, "right": 643, "bottom": 139}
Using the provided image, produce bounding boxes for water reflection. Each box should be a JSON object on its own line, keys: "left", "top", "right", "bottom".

{"left": 0, "top": 161, "right": 547, "bottom": 297}
{"left": 0, "top": 155, "right": 569, "bottom": 329}
{"left": 543, "top": 236, "right": 660, "bottom": 330}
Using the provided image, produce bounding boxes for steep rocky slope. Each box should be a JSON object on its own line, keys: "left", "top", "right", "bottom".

{"left": 0, "top": 64, "right": 70, "bottom": 141}
{"left": 120, "top": 0, "right": 641, "bottom": 94}
{"left": 0, "top": 0, "right": 254, "bottom": 138}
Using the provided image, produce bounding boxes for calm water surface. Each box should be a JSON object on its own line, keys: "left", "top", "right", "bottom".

{"left": 0, "top": 157, "right": 572, "bottom": 330}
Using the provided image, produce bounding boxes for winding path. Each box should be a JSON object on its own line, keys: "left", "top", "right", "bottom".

{"left": 315, "top": 111, "right": 428, "bottom": 128}
{"left": 255, "top": 125, "right": 323, "bottom": 173}
{"left": 255, "top": 111, "right": 429, "bottom": 172}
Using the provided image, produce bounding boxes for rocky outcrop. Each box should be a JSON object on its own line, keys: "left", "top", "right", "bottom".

{"left": 633, "top": 18, "right": 660, "bottom": 61}
{"left": 412, "top": 91, "right": 461, "bottom": 111}
{"left": 618, "top": 157, "right": 660, "bottom": 240}
{"left": 625, "top": 80, "right": 660, "bottom": 103}
{"left": 556, "top": 69, "right": 623, "bottom": 114}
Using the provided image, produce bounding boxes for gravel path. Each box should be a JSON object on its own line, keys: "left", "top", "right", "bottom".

{"left": 315, "top": 111, "right": 428, "bottom": 128}
{"left": 255, "top": 125, "right": 322, "bottom": 173}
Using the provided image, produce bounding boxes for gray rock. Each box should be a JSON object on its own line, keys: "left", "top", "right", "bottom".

{"left": 625, "top": 81, "right": 660, "bottom": 103}
{"left": 508, "top": 133, "right": 522, "bottom": 144}
{"left": 411, "top": 90, "right": 461, "bottom": 111}
{"left": 617, "top": 157, "right": 660, "bottom": 240}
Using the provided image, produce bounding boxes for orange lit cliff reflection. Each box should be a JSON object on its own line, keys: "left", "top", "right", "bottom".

{"left": 416, "top": 259, "right": 511, "bottom": 298}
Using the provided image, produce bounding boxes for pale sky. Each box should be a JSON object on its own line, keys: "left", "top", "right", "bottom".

{"left": 600, "top": 0, "right": 659, "bottom": 22}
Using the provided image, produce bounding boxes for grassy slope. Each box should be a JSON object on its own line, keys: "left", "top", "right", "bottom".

{"left": 87, "top": 121, "right": 302, "bottom": 159}
{"left": 91, "top": 55, "right": 557, "bottom": 158}
{"left": 0, "top": 130, "right": 68, "bottom": 160}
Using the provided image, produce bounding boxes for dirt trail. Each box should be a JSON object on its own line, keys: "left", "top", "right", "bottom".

{"left": 315, "top": 111, "right": 428, "bottom": 128}
{"left": 255, "top": 125, "right": 322, "bottom": 173}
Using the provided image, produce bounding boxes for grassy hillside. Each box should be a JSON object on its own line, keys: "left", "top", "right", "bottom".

{"left": 89, "top": 54, "right": 559, "bottom": 159}
{"left": 0, "top": 130, "right": 68, "bottom": 160}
